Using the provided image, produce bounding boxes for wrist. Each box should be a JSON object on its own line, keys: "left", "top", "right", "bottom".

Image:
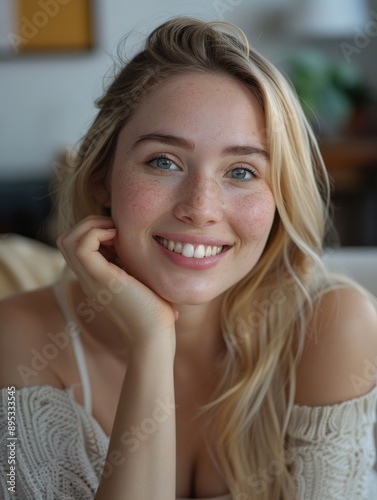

{"left": 128, "top": 330, "right": 176, "bottom": 360}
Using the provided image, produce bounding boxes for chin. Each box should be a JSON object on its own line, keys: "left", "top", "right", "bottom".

{"left": 149, "top": 281, "right": 225, "bottom": 306}
{"left": 121, "top": 261, "right": 227, "bottom": 305}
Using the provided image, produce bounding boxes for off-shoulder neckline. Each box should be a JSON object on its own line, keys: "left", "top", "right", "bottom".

{"left": 3, "top": 384, "right": 377, "bottom": 500}
{"left": 10, "top": 381, "right": 377, "bottom": 409}
{"left": 291, "top": 383, "right": 377, "bottom": 410}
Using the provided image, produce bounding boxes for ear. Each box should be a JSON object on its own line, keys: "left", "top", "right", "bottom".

{"left": 92, "top": 176, "right": 111, "bottom": 215}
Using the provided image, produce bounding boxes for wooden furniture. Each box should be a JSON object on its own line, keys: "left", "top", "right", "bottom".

{"left": 320, "top": 138, "right": 377, "bottom": 246}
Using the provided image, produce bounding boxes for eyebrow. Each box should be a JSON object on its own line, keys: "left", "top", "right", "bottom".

{"left": 131, "top": 133, "right": 269, "bottom": 159}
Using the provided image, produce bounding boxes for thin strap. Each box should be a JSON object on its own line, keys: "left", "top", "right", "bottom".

{"left": 52, "top": 281, "right": 93, "bottom": 415}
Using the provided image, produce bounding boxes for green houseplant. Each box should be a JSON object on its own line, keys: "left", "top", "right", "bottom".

{"left": 286, "top": 49, "right": 373, "bottom": 137}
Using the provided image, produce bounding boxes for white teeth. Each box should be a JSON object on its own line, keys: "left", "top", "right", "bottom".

{"left": 174, "top": 242, "right": 183, "bottom": 253}
{"left": 194, "top": 245, "right": 205, "bottom": 259}
{"left": 157, "top": 237, "right": 224, "bottom": 259}
{"left": 182, "top": 243, "right": 194, "bottom": 258}
{"left": 168, "top": 240, "right": 175, "bottom": 251}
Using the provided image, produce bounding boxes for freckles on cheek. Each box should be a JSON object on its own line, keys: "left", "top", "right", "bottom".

{"left": 111, "top": 176, "right": 163, "bottom": 224}
{"left": 241, "top": 192, "right": 276, "bottom": 236}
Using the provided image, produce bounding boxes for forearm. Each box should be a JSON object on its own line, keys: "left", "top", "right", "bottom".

{"left": 95, "top": 336, "right": 176, "bottom": 500}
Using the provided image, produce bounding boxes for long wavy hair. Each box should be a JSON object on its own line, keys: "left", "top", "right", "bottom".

{"left": 56, "top": 17, "right": 339, "bottom": 498}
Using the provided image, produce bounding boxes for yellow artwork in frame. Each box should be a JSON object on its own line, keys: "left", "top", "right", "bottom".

{"left": 0, "top": 0, "right": 94, "bottom": 55}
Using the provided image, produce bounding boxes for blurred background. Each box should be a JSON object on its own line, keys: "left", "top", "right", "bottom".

{"left": 1, "top": 0, "right": 377, "bottom": 247}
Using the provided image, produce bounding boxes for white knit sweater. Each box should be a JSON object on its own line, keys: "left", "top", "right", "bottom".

{"left": 1, "top": 385, "right": 377, "bottom": 499}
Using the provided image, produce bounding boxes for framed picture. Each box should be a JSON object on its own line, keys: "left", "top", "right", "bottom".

{"left": 0, "top": 0, "right": 94, "bottom": 56}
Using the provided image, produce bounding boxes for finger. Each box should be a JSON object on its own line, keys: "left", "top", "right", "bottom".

{"left": 99, "top": 240, "right": 119, "bottom": 264}
{"left": 57, "top": 219, "right": 118, "bottom": 289}
{"left": 75, "top": 227, "right": 116, "bottom": 259}
{"left": 57, "top": 215, "right": 115, "bottom": 249}
{"left": 71, "top": 227, "right": 117, "bottom": 282}
{"left": 57, "top": 216, "right": 115, "bottom": 267}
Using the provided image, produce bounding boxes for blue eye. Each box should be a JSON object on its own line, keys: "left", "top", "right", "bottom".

{"left": 228, "top": 167, "right": 255, "bottom": 181}
{"left": 148, "top": 156, "right": 180, "bottom": 171}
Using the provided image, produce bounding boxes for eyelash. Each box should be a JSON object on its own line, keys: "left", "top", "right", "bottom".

{"left": 147, "top": 154, "right": 179, "bottom": 171}
{"left": 230, "top": 166, "right": 258, "bottom": 182}
{"left": 146, "top": 154, "right": 258, "bottom": 181}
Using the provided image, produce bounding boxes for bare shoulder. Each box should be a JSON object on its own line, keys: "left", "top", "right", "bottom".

{"left": 0, "top": 287, "right": 69, "bottom": 390}
{"left": 295, "top": 286, "right": 377, "bottom": 406}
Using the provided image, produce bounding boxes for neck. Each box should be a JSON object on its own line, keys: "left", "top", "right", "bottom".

{"left": 174, "top": 295, "right": 226, "bottom": 366}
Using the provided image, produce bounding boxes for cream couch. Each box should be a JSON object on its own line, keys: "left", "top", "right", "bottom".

{"left": 0, "top": 234, "right": 65, "bottom": 299}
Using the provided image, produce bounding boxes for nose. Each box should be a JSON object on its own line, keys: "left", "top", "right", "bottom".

{"left": 173, "top": 173, "right": 223, "bottom": 226}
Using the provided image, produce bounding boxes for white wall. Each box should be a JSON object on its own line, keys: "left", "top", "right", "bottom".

{"left": 0, "top": 0, "right": 375, "bottom": 180}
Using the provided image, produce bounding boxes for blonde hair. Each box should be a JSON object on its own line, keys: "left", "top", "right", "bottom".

{"left": 56, "top": 17, "right": 337, "bottom": 498}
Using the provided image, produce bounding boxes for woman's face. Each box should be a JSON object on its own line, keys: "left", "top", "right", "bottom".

{"left": 109, "top": 72, "right": 276, "bottom": 305}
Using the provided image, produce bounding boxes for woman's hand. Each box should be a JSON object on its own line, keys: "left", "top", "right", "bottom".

{"left": 57, "top": 215, "right": 177, "bottom": 349}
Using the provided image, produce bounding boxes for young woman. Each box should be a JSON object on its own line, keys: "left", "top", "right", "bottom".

{"left": 1, "top": 17, "right": 377, "bottom": 500}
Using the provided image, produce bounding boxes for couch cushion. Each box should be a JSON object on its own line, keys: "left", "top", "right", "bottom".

{"left": 0, "top": 234, "right": 65, "bottom": 299}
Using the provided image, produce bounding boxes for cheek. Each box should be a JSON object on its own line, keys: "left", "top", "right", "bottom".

{"left": 110, "top": 174, "right": 166, "bottom": 270}
{"left": 111, "top": 174, "right": 164, "bottom": 227}
{"left": 236, "top": 190, "right": 276, "bottom": 238}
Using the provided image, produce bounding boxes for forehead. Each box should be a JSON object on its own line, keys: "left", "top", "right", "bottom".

{"left": 119, "top": 72, "right": 267, "bottom": 151}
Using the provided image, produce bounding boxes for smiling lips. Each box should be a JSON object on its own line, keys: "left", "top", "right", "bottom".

{"left": 155, "top": 236, "right": 224, "bottom": 259}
